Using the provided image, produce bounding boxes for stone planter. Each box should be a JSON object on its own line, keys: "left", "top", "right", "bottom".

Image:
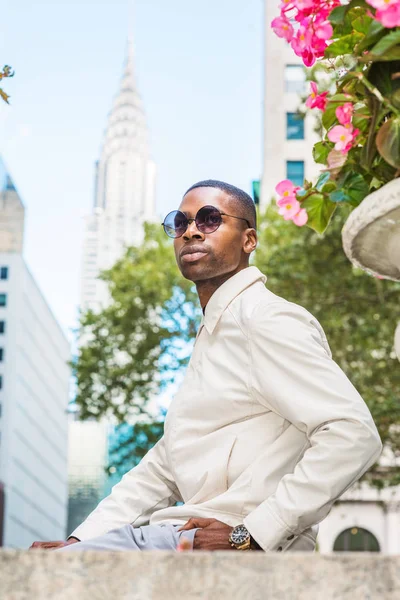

{"left": 395, "top": 322, "right": 400, "bottom": 362}
{"left": 342, "top": 178, "right": 400, "bottom": 282}
{"left": 342, "top": 178, "right": 400, "bottom": 361}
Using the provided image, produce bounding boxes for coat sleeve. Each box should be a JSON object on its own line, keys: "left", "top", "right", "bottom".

{"left": 70, "top": 436, "right": 181, "bottom": 541}
{"left": 243, "top": 300, "right": 382, "bottom": 552}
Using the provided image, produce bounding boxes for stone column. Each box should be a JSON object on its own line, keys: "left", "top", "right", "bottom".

{"left": 385, "top": 501, "right": 400, "bottom": 554}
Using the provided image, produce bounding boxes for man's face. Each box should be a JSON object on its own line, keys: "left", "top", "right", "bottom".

{"left": 173, "top": 187, "right": 256, "bottom": 283}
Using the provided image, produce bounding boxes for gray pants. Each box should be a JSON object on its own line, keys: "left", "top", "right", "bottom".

{"left": 56, "top": 524, "right": 198, "bottom": 552}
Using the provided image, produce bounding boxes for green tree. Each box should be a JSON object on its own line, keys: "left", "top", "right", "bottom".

{"left": 254, "top": 204, "right": 400, "bottom": 487}
{"left": 106, "top": 420, "right": 165, "bottom": 479}
{"left": 72, "top": 222, "right": 201, "bottom": 422}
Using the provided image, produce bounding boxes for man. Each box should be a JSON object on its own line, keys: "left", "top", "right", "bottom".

{"left": 31, "top": 180, "right": 382, "bottom": 553}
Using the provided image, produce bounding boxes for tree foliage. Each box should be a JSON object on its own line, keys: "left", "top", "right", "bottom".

{"left": 72, "top": 222, "right": 201, "bottom": 422}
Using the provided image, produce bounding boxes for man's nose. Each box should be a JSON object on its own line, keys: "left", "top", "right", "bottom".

{"left": 183, "top": 219, "right": 205, "bottom": 241}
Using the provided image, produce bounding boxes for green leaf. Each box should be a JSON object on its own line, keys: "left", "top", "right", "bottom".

{"left": 322, "top": 104, "right": 339, "bottom": 130}
{"left": 369, "top": 60, "right": 400, "bottom": 97}
{"left": 376, "top": 117, "right": 400, "bottom": 168}
{"left": 329, "top": 4, "right": 349, "bottom": 25}
{"left": 313, "top": 141, "right": 331, "bottom": 165}
{"left": 356, "top": 18, "right": 385, "bottom": 53}
{"left": 330, "top": 93, "right": 356, "bottom": 103}
{"left": 325, "top": 33, "right": 364, "bottom": 58}
{"left": 302, "top": 193, "right": 337, "bottom": 234}
{"left": 329, "top": 189, "right": 351, "bottom": 203}
{"left": 363, "top": 46, "right": 400, "bottom": 62}
{"left": 392, "top": 88, "right": 400, "bottom": 109}
{"left": 315, "top": 171, "right": 331, "bottom": 191}
{"left": 321, "top": 181, "right": 337, "bottom": 194}
{"left": 370, "top": 30, "right": 400, "bottom": 58}
{"left": 351, "top": 14, "right": 372, "bottom": 36}
{"left": 343, "top": 172, "right": 370, "bottom": 206}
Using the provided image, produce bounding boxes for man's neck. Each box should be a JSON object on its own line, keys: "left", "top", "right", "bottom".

{"left": 196, "top": 265, "right": 249, "bottom": 311}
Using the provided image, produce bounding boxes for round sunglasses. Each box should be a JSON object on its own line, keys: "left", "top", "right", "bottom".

{"left": 162, "top": 205, "right": 252, "bottom": 239}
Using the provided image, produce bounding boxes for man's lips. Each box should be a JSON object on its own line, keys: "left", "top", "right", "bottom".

{"left": 180, "top": 245, "right": 208, "bottom": 263}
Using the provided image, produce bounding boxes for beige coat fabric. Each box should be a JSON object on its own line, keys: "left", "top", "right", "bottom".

{"left": 72, "top": 267, "right": 382, "bottom": 551}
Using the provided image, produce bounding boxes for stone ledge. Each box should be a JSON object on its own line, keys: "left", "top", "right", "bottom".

{"left": 1, "top": 551, "right": 399, "bottom": 600}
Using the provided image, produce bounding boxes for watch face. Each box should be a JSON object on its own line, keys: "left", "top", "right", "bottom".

{"left": 231, "top": 525, "right": 250, "bottom": 545}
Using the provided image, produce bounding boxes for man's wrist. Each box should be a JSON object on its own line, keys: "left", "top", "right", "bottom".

{"left": 67, "top": 536, "right": 80, "bottom": 543}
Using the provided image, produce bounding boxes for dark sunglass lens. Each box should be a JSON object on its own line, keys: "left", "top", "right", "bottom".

{"left": 196, "top": 206, "right": 222, "bottom": 233}
{"left": 163, "top": 210, "right": 187, "bottom": 238}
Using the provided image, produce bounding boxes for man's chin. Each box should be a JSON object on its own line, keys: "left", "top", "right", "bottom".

{"left": 179, "top": 263, "right": 211, "bottom": 282}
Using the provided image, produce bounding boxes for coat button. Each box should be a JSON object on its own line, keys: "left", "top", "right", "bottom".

{"left": 287, "top": 534, "right": 294, "bottom": 540}
{"left": 277, "top": 546, "right": 283, "bottom": 552}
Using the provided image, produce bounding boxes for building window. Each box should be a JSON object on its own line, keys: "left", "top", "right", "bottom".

{"left": 287, "top": 113, "right": 304, "bottom": 140}
{"left": 0, "top": 267, "right": 8, "bottom": 280}
{"left": 0, "top": 321, "right": 4, "bottom": 334}
{"left": 333, "top": 528, "right": 380, "bottom": 552}
{"left": 0, "top": 349, "right": 3, "bottom": 362}
{"left": 284, "top": 64, "right": 307, "bottom": 94}
{"left": 0, "top": 295, "right": 6, "bottom": 307}
{"left": 286, "top": 161, "right": 305, "bottom": 187}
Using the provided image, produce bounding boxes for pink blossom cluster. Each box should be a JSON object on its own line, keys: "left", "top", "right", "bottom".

{"left": 327, "top": 102, "right": 360, "bottom": 154}
{"left": 271, "top": 0, "right": 340, "bottom": 66}
{"left": 366, "top": 0, "right": 400, "bottom": 28}
{"left": 306, "top": 82, "right": 329, "bottom": 111}
{"left": 275, "top": 180, "right": 308, "bottom": 226}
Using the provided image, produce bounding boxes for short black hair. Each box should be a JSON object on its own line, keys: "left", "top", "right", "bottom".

{"left": 184, "top": 179, "right": 257, "bottom": 229}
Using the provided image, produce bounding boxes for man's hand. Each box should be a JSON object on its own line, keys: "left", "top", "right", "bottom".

{"left": 29, "top": 537, "right": 80, "bottom": 551}
{"left": 179, "top": 517, "right": 234, "bottom": 551}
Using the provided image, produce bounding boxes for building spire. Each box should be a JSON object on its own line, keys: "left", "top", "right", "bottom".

{"left": 124, "top": 36, "right": 135, "bottom": 79}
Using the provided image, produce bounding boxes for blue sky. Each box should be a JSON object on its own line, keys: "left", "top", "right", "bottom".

{"left": 0, "top": 0, "right": 263, "bottom": 338}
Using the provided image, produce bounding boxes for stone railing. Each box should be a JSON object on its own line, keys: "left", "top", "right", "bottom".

{"left": 1, "top": 550, "right": 399, "bottom": 599}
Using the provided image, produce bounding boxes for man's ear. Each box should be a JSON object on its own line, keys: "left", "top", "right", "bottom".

{"left": 243, "top": 229, "right": 257, "bottom": 255}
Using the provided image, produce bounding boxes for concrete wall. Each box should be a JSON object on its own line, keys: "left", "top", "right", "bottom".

{"left": 1, "top": 551, "right": 399, "bottom": 599}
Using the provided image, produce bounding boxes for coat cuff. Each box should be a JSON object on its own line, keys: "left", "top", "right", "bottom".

{"left": 243, "top": 501, "right": 298, "bottom": 552}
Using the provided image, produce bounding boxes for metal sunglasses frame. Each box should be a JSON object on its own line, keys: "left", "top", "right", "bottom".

{"left": 161, "top": 205, "right": 252, "bottom": 238}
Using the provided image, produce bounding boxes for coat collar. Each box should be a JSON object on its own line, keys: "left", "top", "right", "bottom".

{"left": 201, "top": 266, "right": 267, "bottom": 335}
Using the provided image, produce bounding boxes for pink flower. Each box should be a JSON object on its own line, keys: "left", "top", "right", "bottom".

{"left": 277, "top": 197, "right": 302, "bottom": 220}
{"left": 366, "top": 0, "right": 398, "bottom": 9}
{"left": 328, "top": 125, "right": 359, "bottom": 154}
{"left": 336, "top": 103, "right": 354, "bottom": 125}
{"left": 366, "top": 0, "right": 400, "bottom": 26}
{"left": 272, "top": 0, "right": 338, "bottom": 66}
{"left": 306, "top": 82, "right": 329, "bottom": 111}
{"left": 271, "top": 16, "right": 294, "bottom": 42}
{"left": 293, "top": 208, "right": 308, "bottom": 226}
{"left": 376, "top": 4, "right": 400, "bottom": 27}
{"left": 313, "top": 19, "right": 333, "bottom": 41}
{"left": 302, "top": 49, "right": 317, "bottom": 67}
{"left": 275, "top": 179, "right": 300, "bottom": 198}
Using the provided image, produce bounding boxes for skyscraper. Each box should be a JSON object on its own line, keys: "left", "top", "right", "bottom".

{"left": 0, "top": 158, "right": 70, "bottom": 548}
{"left": 0, "top": 168, "right": 24, "bottom": 254}
{"left": 80, "top": 41, "right": 156, "bottom": 311}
